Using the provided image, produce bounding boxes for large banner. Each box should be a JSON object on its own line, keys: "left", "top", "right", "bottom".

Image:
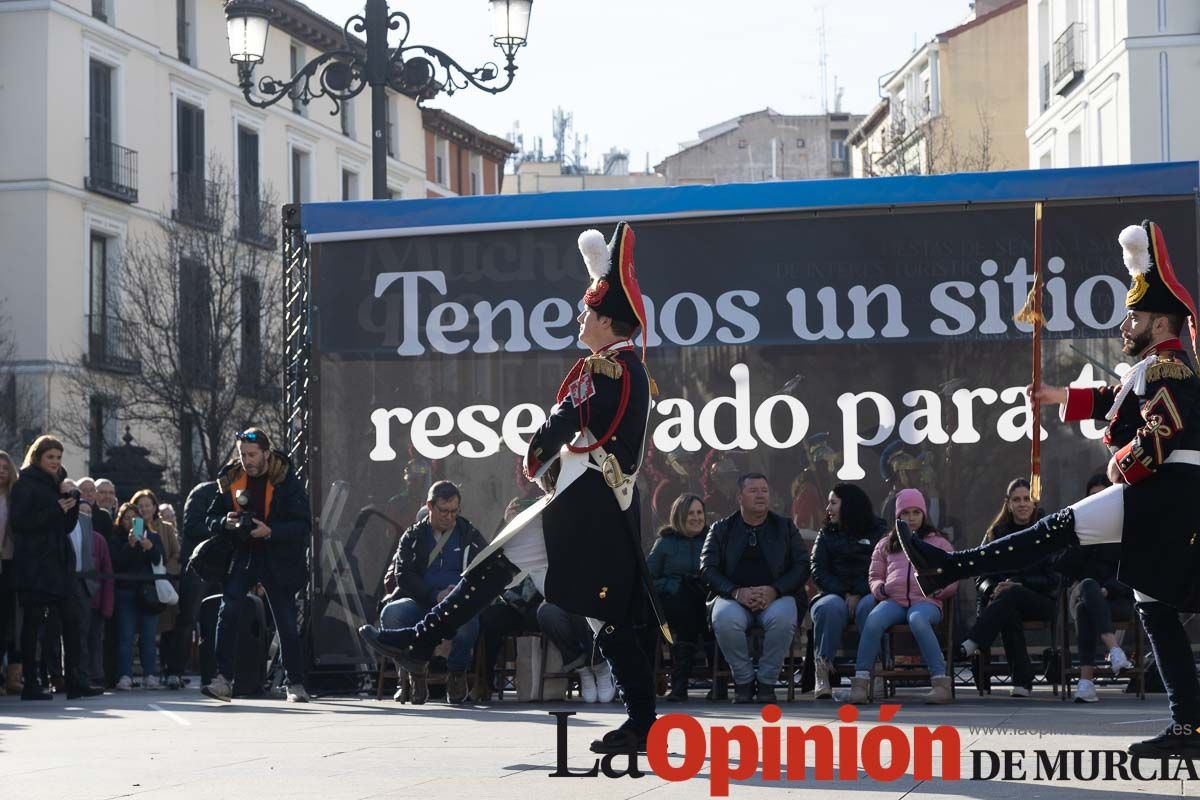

{"left": 305, "top": 195, "right": 1198, "bottom": 667}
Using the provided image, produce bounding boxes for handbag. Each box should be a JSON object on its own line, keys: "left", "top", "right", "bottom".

{"left": 138, "top": 580, "right": 167, "bottom": 614}
{"left": 153, "top": 558, "right": 179, "bottom": 606}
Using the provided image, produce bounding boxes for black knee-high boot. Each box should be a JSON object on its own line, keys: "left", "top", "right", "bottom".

{"left": 359, "top": 550, "right": 520, "bottom": 674}
{"left": 897, "top": 509, "right": 1078, "bottom": 596}
{"left": 590, "top": 622, "right": 657, "bottom": 754}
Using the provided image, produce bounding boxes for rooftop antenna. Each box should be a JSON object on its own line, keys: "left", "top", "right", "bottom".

{"left": 818, "top": 8, "right": 829, "bottom": 114}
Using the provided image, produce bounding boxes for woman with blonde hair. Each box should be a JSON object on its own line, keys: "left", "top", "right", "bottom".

{"left": 646, "top": 492, "right": 709, "bottom": 701}
{"left": 0, "top": 450, "right": 19, "bottom": 694}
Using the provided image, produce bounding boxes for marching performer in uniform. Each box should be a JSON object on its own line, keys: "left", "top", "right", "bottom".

{"left": 360, "top": 221, "right": 667, "bottom": 754}
{"left": 899, "top": 219, "right": 1200, "bottom": 758}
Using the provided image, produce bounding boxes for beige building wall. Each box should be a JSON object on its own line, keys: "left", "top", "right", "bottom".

{"left": 939, "top": 2, "right": 1029, "bottom": 170}
{"left": 503, "top": 161, "right": 667, "bottom": 193}
{"left": 0, "top": 0, "right": 428, "bottom": 477}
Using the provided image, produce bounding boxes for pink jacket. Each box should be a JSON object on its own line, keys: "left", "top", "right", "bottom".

{"left": 91, "top": 532, "right": 115, "bottom": 618}
{"left": 868, "top": 531, "right": 958, "bottom": 610}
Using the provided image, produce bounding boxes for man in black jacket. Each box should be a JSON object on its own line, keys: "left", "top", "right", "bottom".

{"left": 701, "top": 473, "right": 810, "bottom": 704}
{"left": 168, "top": 479, "right": 220, "bottom": 687}
{"left": 378, "top": 481, "right": 487, "bottom": 704}
{"left": 200, "top": 429, "right": 311, "bottom": 704}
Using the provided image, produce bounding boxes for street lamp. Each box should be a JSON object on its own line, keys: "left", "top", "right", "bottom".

{"left": 224, "top": 0, "right": 532, "bottom": 199}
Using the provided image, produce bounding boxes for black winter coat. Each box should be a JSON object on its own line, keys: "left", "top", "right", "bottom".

{"left": 181, "top": 480, "right": 219, "bottom": 567}
{"left": 206, "top": 452, "right": 312, "bottom": 592}
{"left": 700, "top": 510, "right": 811, "bottom": 602}
{"left": 381, "top": 516, "right": 488, "bottom": 607}
{"left": 108, "top": 530, "right": 165, "bottom": 592}
{"left": 10, "top": 464, "right": 80, "bottom": 601}
{"left": 810, "top": 517, "right": 886, "bottom": 599}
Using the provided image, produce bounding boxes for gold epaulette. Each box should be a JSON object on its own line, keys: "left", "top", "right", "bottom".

{"left": 1146, "top": 356, "right": 1194, "bottom": 383}
{"left": 583, "top": 352, "right": 624, "bottom": 380}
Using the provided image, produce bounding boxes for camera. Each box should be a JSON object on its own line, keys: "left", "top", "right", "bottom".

{"left": 62, "top": 488, "right": 81, "bottom": 501}
{"left": 229, "top": 490, "right": 256, "bottom": 538}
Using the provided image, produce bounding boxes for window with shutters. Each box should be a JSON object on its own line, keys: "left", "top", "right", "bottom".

{"left": 239, "top": 277, "right": 263, "bottom": 393}
{"left": 178, "top": 257, "right": 212, "bottom": 386}
{"left": 174, "top": 100, "right": 216, "bottom": 228}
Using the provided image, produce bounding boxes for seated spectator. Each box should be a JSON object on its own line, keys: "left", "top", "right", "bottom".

{"left": 701, "top": 473, "right": 810, "bottom": 704}
{"left": 809, "top": 483, "right": 886, "bottom": 699}
{"left": 1051, "top": 473, "right": 1133, "bottom": 704}
{"left": 378, "top": 480, "right": 486, "bottom": 705}
{"left": 957, "top": 478, "right": 1058, "bottom": 697}
{"left": 851, "top": 489, "right": 957, "bottom": 705}
{"left": 111, "top": 501, "right": 166, "bottom": 690}
{"left": 473, "top": 572, "right": 543, "bottom": 702}
{"left": 647, "top": 492, "right": 708, "bottom": 702}
{"left": 537, "top": 601, "right": 614, "bottom": 703}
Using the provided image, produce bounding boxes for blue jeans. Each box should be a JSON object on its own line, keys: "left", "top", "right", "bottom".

{"left": 711, "top": 597, "right": 798, "bottom": 686}
{"left": 115, "top": 588, "right": 159, "bottom": 679}
{"left": 810, "top": 592, "right": 877, "bottom": 662}
{"left": 855, "top": 600, "right": 945, "bottom": 676}
{"left": 215, "top": 555, "right": 305, "bottom": 686}
{"left": 381, "top": 598, "right": 479, "bottom": 673}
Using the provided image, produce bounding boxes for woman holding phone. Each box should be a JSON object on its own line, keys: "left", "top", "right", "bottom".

{"left": 111, "top": 499, "right": 164, "bottom": 690}
{"left": 131, "top": 490, "right": 183, "bottom": 689}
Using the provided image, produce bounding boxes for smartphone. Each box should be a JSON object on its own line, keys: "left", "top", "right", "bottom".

{"left": 132, "top": 517, "right": 145, "bottom": 539}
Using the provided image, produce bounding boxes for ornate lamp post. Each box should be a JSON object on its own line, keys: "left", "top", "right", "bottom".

{"left": 224, "top": 0, "right": 532, "bottom": 198}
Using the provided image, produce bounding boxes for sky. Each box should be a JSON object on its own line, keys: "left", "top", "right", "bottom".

{"left": 299, "top": 0, "right": 978, "bottom": 171}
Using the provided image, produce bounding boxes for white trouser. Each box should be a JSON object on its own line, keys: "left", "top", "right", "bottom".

{"left": 496, "top": 518, "right": 604, "bottom": 634}
{"left": 1068, "top": 483, "right": 1156, "bottom": 602}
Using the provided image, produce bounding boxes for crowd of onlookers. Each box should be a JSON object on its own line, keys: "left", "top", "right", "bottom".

{"left": 0, "top": 431, "right": 1139, "bottom": 708}
{"left": 380, "top": 468, "right": 1138, "bottom": 708}
{"left": 0, "top": 437, "right": 189, "bottom": 700}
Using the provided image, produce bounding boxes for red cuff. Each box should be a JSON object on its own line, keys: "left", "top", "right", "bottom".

{"left": 1114, "top": 440, "right": 1153, "bottom": 485}
{"left": 1062, "top": 387, "right": 1094, "bottom": 422}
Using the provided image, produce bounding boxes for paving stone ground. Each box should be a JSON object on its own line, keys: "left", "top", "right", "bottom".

{"left": 1, "top": 683, "right": 1197, "bottom": 799}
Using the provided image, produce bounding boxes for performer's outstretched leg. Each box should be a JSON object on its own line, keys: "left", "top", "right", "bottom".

{"left": 589, "top": 621, "right": 656, "bottom": 754}
{"left": 1129, "top": 601, "right": 1200, "bottom": 757}
{"left": 897, "top": 508, "right": 1079, "bottom": 596}
{"left": 359, "top": 550, "right": 521, "bottom": 674}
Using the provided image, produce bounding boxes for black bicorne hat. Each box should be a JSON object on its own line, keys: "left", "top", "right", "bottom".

{"left": 577, "top": 222, "right": 646, "bottom": 331}
{"left": 1120, "top": 219, "right": 1197, "bottom": 349}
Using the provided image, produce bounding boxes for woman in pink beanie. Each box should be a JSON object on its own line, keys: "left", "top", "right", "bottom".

{"left": 848, "top": 488, "right": 957, "bottom": 705}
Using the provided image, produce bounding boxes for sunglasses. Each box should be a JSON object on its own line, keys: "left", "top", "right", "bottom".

{"left": 236, "top": 431, "right": 264, "bottom": 443}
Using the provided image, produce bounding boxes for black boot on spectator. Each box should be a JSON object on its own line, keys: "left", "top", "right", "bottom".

{"left": 897, "top": 510, "right": 1078, "bottom": 596}
{"left": 667, "top": 642, "right": 695, "bottom": 702}
{"left": 359, "top": 550, "right": 521, "bottom": 675}
{"left": 733, "top": 682, "right": 756, "bottom": 704}
{"left": 591, "top": 623, "right": 657, "bottom": 755}
{"left": 21, "top": 685, "right": 52, "bottom": 701}
{"left": 66, "top": 684, "right": 104, "bottom": 699}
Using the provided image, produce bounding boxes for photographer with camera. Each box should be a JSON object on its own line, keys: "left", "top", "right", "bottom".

{"left": 9, "top": 435, "right": 99, "bottom": 700}
{"left": 201, "top": 429, "right": 311, "bottom": 703}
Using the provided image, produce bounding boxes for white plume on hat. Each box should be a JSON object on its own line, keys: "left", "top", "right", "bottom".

{"left": 1119, "top": 224, "right": 1150, "bottom": 276}
{"left": 578, "top": 229, "right": 610, "bottom": 280}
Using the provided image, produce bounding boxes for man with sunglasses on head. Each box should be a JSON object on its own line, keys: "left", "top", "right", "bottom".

{"left": 201, "top": 428, "right": 312, "bottom": 703}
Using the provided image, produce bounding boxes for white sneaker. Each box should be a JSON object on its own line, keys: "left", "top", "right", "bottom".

{"left": 593, "top": 662, "right": 616, "bottom": 703}
{"left": 577, "top": 667, "right": 598, "bottom": 703}
{"left": 1010, "top": 685, "right": 1033, "bottom": 698}
{"left": 1074, "top": 678, "right": 1099, "bottom": 703}
{"left": 202, "top": 673, "right": 233, "bottom": 703}
{"left": 1109, "top": 647, "right": 1132, "bottom": 676}
{"left": 116, "top": 675, "right": 133, "bottom": 692}
{"left": 286, "top": 684, "right": 310, "bottom": 703}
{"left": 813, "top": 657, "right": 832, "bottom": 700}
{"left": 144, "top": 675, "right": 161, "bottom": 690}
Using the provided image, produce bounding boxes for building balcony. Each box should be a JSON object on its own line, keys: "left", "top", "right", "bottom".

{"left": 1052, "top": 22, "right": 1086, "bottom": 95}
{"left": 237, "top": 195, "right": 277, "bottom": 250}
{"left": 172, "top": 173, "right": 221, "bottom": 231}
{"left": 85, "top": 139, "right": 139, "bottom": 204}
{"left": 85, "top": 315, "right": 140, "bottom": 374}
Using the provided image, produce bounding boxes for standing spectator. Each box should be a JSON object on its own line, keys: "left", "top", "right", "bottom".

{"left": 169, "top": 479, "right": 220, "bottom": 686}
{"left": 851, "top": 489, "right": 957, "bottom": 704}
{"left": 377, "top": 480, "right": 486, "bottom": 705}
{"left": 1052, "top": 473, "right": 1133, "bottom": 703}
{"left": 158, "top": 503, "right": 177, "bottom": 528}
{"left": 809, "top": 483, "right": 886, "bottom": 699}
{"left": 0, "top": 450, "right": 19, "bottom": 695}
{"left": 56, "top": 478, "right": 106, "bottom": 693}
{"left": 111, "top": 501, "right": 165, "bottom": 690}
{"left": 131, "top": 490, "right": 182, "bottom": 688}
{"left": 94, "top": 479, "right": 118, "bottom": 518}
{"left": 9, "top": 435, "right": 94, "bottom": 700}
{"left": 85, "top": 505, "right": 114, "bottom": 689}
{"left": 646, "top": 493, "right": 709, "bottom": 702}
{"left": 701, "top": 473, "right": 810, "bottom": 704}
{"left": 956, "top": 478, "right": 1059, "bottom": 697}
{"left": 202, "top": 428, "right": 312, "bottom": 704}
